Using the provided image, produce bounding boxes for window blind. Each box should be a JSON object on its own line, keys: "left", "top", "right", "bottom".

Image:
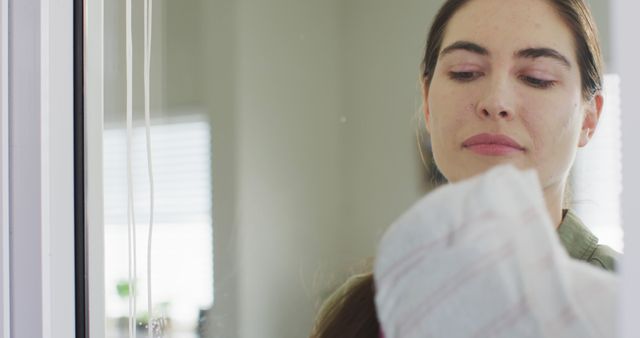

{"left": 572, "top": 74, "right": 623, "bottom": 252}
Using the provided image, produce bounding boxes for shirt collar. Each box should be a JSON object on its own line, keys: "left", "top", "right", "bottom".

{"left": 557, "top": 209, "right": 599, "bottom": 261}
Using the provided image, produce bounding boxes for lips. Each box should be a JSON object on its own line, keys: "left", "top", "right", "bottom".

{"left": 462, "top": 133, "right": 525, "bottom": 156}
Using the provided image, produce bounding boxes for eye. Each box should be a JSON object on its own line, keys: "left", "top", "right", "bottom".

{"left": 448, "top": 71, "right": 483, "bottom": 82}
{"left": 520, "top": 75, "right": 556, "bottom": 89}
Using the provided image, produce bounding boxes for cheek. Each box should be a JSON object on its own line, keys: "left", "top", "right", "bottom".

{"left": 428, "top": 84, "right": 476, "bottom": 138}
{"left": 524, "top": 98, "right": 582, "bottom": 159}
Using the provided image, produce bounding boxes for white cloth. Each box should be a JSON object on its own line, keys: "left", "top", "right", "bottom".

{"left": 374, "top": 165, "right": 617, "bottom": 338}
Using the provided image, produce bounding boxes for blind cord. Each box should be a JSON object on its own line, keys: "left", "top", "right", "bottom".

{"left": 144, "top": 0, "right": 155, "bottom": 336}
{"left": 125, "top": 0, "right": 137, "bottom": 337}
{"left": 126, "top": 1, "right": 155, "bottom": 335}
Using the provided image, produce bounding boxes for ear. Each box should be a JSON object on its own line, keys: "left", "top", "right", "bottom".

{"left": 578, "top": 92, "right": 603, "bottom": 147}
{"left": 421, "top": 78, "right": 432, "bottom": 134}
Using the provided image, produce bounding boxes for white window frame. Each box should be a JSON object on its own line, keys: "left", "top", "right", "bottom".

{"left": 0, "top": 0, "right": 9, "bottom": 337}
{"left": 614, "top": 1, "right": 640, "bottom": 338}
{"left": 86, "top": 0, "right": 106, "bottom": 336}
{"left": 2, "top": 0, "right": 76, "bottom": 337}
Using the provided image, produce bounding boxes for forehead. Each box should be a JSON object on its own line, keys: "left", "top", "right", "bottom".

{"left": 441, "top": 0, "right": 576, "bottom": 62}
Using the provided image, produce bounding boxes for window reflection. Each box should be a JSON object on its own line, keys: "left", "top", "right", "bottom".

{"left": 104, "top": 117, "right": 213, "bottom": 337}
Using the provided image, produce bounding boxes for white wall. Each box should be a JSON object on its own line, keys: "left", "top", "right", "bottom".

{"left": 341, "top": 0, "right": 443, "bottom": 261}
{"left": 200, "top": 0, "right": 239, "bottom": 336}
{"left": 235, "top": 1, "right": 344, "bottom": 336}
{"left": 230, "top": 1, "right": 446, "bottom": 336}
{"left": 586, "top": 0, "right": 611, "bottom": 68}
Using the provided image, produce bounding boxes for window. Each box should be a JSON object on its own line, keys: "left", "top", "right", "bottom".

{"left": 103, "top": 116, "right": 213, "bottom": 336}
{"left": 572, "top": 74, "right": 623, "bottom": 252}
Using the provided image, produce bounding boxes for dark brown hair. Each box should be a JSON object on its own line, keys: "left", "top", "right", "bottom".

{"left": 311, "top": 1, "right": 604, "bottom": 337}
{"left": 310, "top": 273, "right": 378, "bottom": 338}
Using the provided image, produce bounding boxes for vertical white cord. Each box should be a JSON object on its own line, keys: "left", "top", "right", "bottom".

{"left": 125, "top": 1, "right": 154, "bottom": 336}
{"left": 143, "top": 0, "right": 155, "bottom": 336}
{"left": 125, "top": 0, "right": 137, "bottom": 337}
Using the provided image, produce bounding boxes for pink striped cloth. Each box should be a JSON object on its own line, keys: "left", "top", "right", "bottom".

{"left": 373, "top": 165, "right": 617, "bottom": 338}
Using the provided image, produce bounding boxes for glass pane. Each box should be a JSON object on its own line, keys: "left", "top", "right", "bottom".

{"left": 104, "top": 120, "right": 213, "bottom": 337}
{"left": 97, "top": 1, "right": 620, "bottom": 337}
{"left": 103, "top": 1, "right": 213, "bottom": 336}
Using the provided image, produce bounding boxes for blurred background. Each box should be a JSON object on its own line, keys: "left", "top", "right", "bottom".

{"left": 101, "top": 0, "right": 618, "bottom": 337}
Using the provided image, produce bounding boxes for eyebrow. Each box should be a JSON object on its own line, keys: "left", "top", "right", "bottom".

{"left": 440, "top": 41, "right": 489, "bottom": 57}
{"left": 439, "top": 40, "right": 572, "bottom": 68}
{"left": 516, "top": 47, "right": 571, "bottom": 68}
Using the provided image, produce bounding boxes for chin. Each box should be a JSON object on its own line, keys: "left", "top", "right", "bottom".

{"left": 450, "top": 161, "right": 516, "bottom": 182}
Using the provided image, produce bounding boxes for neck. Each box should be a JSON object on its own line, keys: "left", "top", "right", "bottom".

{"left": 542, "top": 180, "right": 566, "bottom": 229}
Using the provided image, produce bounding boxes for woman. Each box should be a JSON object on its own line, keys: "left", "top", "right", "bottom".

{"left": 310, "top": 0, "right": 619, "bottom": 337}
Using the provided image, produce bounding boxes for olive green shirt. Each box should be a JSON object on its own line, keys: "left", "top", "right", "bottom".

{"left": 557, "top": 209, "right": 619, "bottom": 272}
{"left": 315, "top": 209, "right": 619, "bottom": 325}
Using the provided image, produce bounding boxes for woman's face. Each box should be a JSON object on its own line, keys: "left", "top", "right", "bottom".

{"left": 424, "top": 0, "right": 602, "bottom": 190}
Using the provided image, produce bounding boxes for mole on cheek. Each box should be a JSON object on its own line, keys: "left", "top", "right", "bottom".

{"left": 465, "top": 103, "right": 475, "bottom": 116}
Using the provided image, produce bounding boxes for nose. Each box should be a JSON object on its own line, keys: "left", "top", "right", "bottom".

{"left": 476, "top": 76, "right": 515, "bottom": 121}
